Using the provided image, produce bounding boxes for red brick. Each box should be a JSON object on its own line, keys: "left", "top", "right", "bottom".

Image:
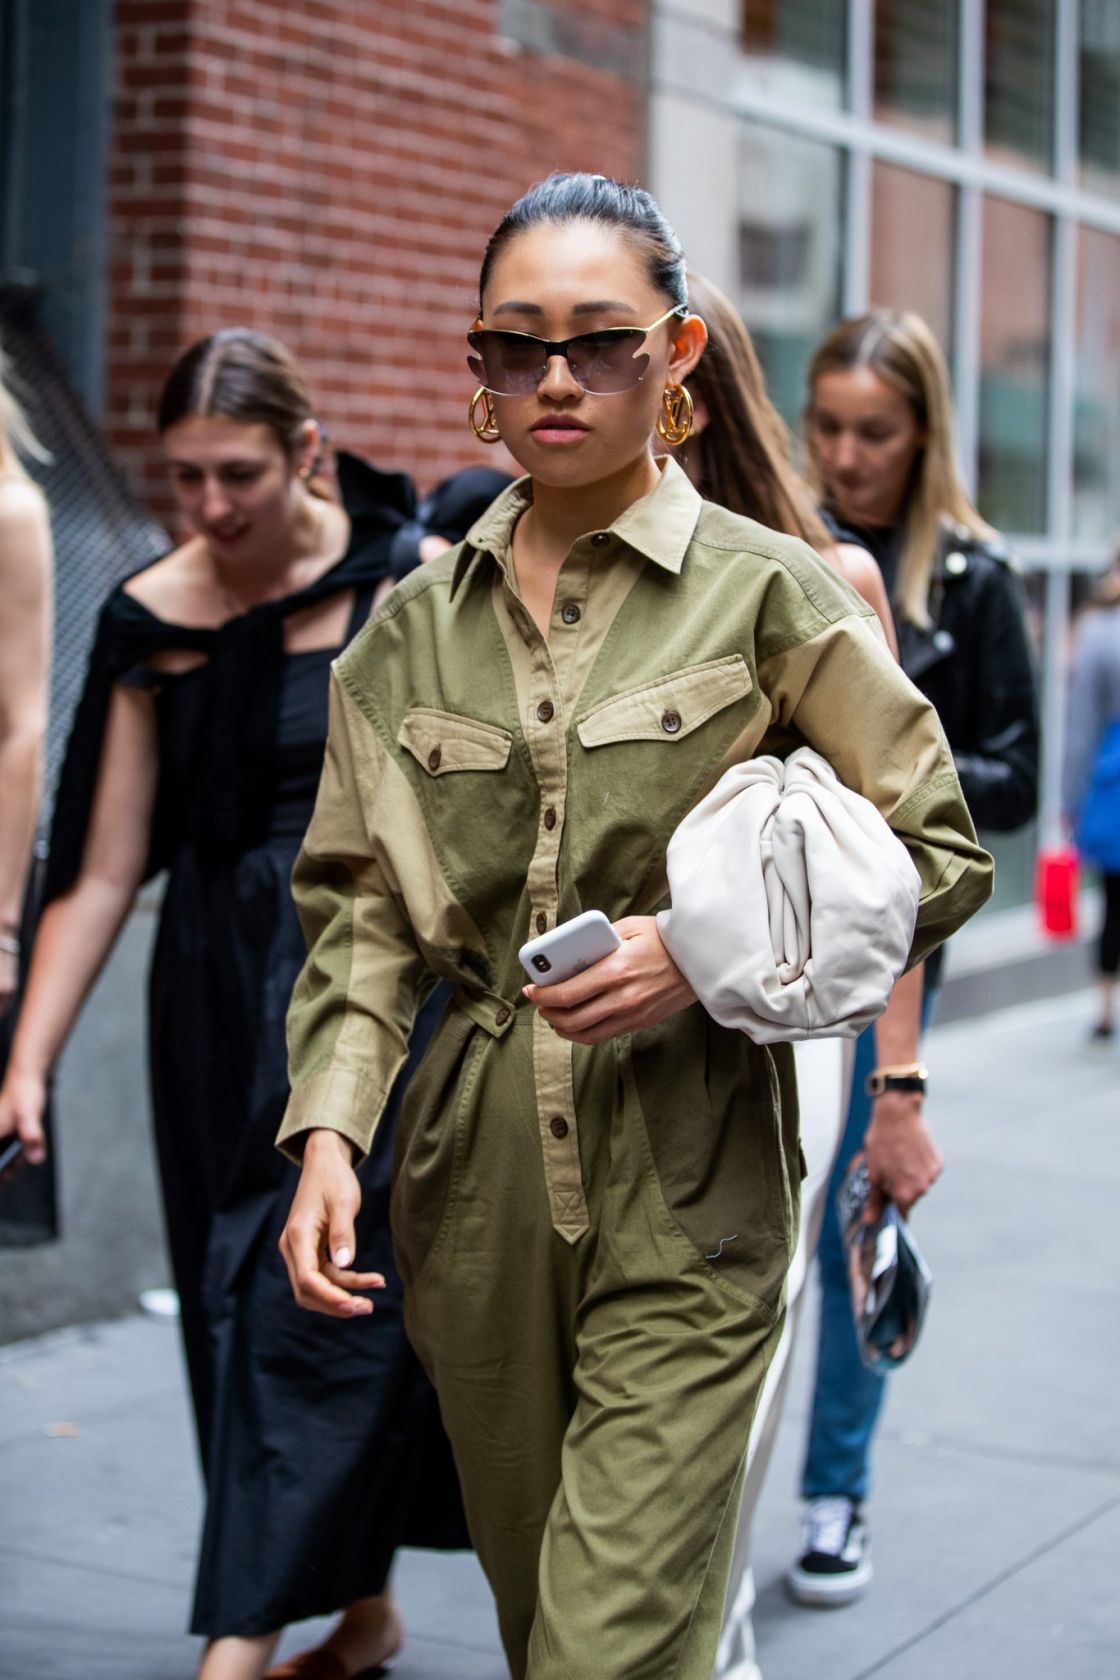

{"left": 105, "top": 0, "right": 648, "bottom": 514}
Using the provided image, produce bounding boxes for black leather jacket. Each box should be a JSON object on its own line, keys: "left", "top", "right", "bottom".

{"left": 830, "top": 516, "right": 1040, "bottom": 834}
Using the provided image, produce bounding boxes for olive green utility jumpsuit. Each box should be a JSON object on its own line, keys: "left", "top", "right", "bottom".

{"left": 279, "top": 459, "right": 992, "bottom": 1680}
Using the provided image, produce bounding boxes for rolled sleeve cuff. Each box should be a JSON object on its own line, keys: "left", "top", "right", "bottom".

{"left": 276, "top": 1066, "right": 388, "bottom": 1166}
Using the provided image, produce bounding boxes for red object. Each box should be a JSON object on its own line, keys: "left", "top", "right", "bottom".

{"left": 1036, "top": 846, "right": 1079, "bottom": 939}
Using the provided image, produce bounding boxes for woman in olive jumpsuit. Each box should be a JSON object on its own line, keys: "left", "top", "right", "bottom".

{"left": 277, "top": 176, "right": 992, "bottom": 1680}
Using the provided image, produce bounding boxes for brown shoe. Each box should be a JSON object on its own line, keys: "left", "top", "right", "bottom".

{"left": 264, "top": 1650, "right": 396, "bottom": 1679}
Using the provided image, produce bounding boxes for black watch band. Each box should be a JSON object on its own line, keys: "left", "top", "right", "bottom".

{"left": 866, "top": 1068, "right": 928, "bottom": 1097}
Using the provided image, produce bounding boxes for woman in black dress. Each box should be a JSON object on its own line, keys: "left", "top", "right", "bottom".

{"left": 0, "top": 329, "right": 468, "bottom": 1680}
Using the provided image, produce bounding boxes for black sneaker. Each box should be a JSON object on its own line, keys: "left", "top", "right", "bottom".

{"left": 786, "top": 1496, "right": 872, "bottom": 1607}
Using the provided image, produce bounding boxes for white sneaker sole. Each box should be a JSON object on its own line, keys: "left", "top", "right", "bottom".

{"left": 785, "top": 1554, "right": 873, "bottom": 1607}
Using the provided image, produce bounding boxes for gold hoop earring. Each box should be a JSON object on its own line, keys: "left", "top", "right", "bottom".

{"left": 655, "top": 384, "right": 694, "bottom": 446}
{"left": 469, "top": 387, "right": 501, "bottom": 444}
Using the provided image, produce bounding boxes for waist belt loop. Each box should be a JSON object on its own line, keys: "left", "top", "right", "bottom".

{"left": 452, "top": 985, "right": 520, "bottom": 1040}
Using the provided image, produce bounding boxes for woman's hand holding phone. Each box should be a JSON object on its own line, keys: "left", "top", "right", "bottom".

{"left": 523, "top": 916, "right": 697, "bottom": 1045}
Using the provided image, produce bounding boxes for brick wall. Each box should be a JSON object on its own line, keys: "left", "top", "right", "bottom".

{"left": 107, "top": 0, "right": 647, "bottom": 519}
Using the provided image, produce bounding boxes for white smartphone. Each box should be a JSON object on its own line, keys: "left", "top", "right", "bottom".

{"left": 518, "top": 909, "right": 622, "bottom": 987}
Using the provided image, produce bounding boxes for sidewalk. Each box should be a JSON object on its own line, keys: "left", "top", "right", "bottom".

{"left": 2, "top": 989, "right": 1118, "bottom": 1680}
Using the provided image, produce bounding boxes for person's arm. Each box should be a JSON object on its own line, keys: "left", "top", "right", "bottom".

{"left": 953, "top": 563, "right": 1039, "bottom": 833}
{"left": 278, "top": 670, "right": 429, "bottom": 1318}
{"left": 829, "top": 541, "right": 898, "bottom": 659}
{"left": 862, "top": 961, "right": 941, "bottom": 1216}
{"left": 0, "top": 683, "right": 158, "bottom": 1161}
{"left": 761, "top": 603, "right": 992, "bottom": 959}
{"left": 826, "top": 542, "right": 935, "bottom": 1212}
{"left": 0, "top": 479, "right": 53, "bottom": 1008}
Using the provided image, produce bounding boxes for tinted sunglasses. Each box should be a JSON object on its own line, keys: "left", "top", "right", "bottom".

{"left": 467, "top": 305, "right": 688, "bottom": 397}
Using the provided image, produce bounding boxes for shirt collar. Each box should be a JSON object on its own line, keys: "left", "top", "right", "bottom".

{"left": 450, "top": 455, "right": 702, "bottom": 598}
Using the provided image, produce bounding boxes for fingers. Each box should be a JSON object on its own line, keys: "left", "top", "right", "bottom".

{"left": 324, "top": 1266, "right": 385, "bottom": 1292}
{"left": 328, "top": 1203, "right": 359, "bottom": 1272}
{"left": 278, "top": 1148, "right": 378, "bottom": 1319}
{"left": 281, "top": 1216, "right": 377, "bottom": 1318}
{"left": 17, "top": 1107, "right": 47, "bottom": 1166}
{"left": 523, "top": 956, "right": 621, "bottom": 1012}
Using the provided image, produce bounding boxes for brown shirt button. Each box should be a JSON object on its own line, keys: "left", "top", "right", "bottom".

{"left": 549, "top": 1115, "right": 569, "bottom": 1139}
{"left": 543, "top": 806, "right": 557, "bottom": 830}
{"left": 495, "top": 1005, "right": 511, "bottom": 1026}
{"left": 535, "top": 912, "right": 547, "bottom": 935}
{"left": 661, "top": 710, "right": 682, "bottom": 734}
{"left": 427, "top": 746, "right": 442, "bottom": 771}
{"left": 560, "top": 602, "right": 581, "bottom": 625}
{"left": 590, "top": 532, "right": 609, "bottom": 548}
{"left": 536, "top": 699, "right": 555, "bottom": 723}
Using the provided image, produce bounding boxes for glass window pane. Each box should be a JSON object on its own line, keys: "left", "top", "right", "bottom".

{"left": 869, "top": 163, "right": 956, "bottom": 354}
{"left": 740, "top": 0, "right": 847, "bottom": 111}
{"left": 1080, "top": 0, "right": 1120, "bottom": 199}
{"left": 978, "top": 196, "right": 1051, "bottom": 534}
{"left": 735, "top": 122, "right": 844, "bottom": 426}
{"left": 873, "top": 0, "right": 958, "bottom": 145}
{"left": 1073, "top": 226, "right": 1120, "bottom": 541}
{"left": 984, "top": 0, "right": 1056, "bottom": 174}
{"left": 981, "top": 567, "right": 1045, "bottom": 912}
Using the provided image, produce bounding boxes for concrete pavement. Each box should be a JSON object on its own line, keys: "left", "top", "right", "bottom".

{"left": 2, "top": 987, "right": 1118, "bottom": 1679}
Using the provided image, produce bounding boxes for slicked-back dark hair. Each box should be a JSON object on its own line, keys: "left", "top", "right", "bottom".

{"left": 479, "top": 173, "right": 688, "bottom": 310}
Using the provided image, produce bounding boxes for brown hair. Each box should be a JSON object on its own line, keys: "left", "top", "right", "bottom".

{"left": 681, "top": 273, "right": 831, "bottom": 551}
{"left": 805, "top": 310, "right": 995, "bottom": 627}
{"left": 157, "top": 328, "right": 331, "bottom": 496}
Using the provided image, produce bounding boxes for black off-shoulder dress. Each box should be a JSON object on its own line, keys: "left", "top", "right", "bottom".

{"left": 44, "top": 456, "right": 467, "bottom": 1637}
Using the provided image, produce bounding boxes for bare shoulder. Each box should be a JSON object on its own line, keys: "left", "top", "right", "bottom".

{"left": 0, "top": 473, "right": 46, "bottom": 517}
{"left": 122, "top": 537, "right": 210, "bottom": 621}
{"left": 0, "top": 475, "right": 52, "bottom": 585}
{"left": 832, "top": 542, "right": 880, "bottom": 600}
{"left": 0, "top": 475, "right": 50, "bottom": 541}
{"left": 830, "top": 542, "right": 898, "bottom": 658}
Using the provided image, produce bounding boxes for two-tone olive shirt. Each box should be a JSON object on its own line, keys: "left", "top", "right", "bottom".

{"left": 279, "top": 458, "right": 992, "bottom": 1243}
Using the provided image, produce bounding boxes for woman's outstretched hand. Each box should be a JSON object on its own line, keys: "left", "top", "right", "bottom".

{"left": 279, "top": 1128, "right": 385, "bottom": 1317}
{"left": 0, "top": 1067, "right": 48, "bottom": 1170}
{"left": 524, "top": 916, "right": 697, "bottom": 1045}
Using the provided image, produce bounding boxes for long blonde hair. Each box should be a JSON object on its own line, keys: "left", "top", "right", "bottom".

{"left": 684, "top": 272, "right": 832, "bottom": 550}
{"left": 0, "top": 341, "right": 48, "bottom": 478}
{"left": 805, "top": 311, "right": 995, "bottom": 627}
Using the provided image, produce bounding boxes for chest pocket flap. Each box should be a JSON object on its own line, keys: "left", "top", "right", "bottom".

{"left": 399, "top": 706, "right": 513, "bottom": 775}
{"left": 577, "top": 654, "right": 752, "bottom": 748}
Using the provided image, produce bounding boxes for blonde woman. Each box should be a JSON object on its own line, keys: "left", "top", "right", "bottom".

{"left": 786, "top": 311, "right": 1038, "bottom": 1610}
{"left": 0, "top": 347, "right": 52, "bottom": 1020}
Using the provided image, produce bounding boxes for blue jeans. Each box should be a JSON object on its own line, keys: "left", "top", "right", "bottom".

{"left": 799, "top": 1023, "right": 884, "bottom": 1504}
{"left": 800, "top": 989, "right": 937, "bottom": 1505}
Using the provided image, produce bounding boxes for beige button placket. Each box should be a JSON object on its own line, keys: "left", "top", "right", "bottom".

{"left": 487, "top": 536, "right": 649, "bottom": 1243}
{"left": 492, "top": 567, "right": 587, "bottom": 1242}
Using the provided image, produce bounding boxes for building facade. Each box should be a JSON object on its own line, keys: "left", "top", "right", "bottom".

{"left": 4, "top": 0, "right": 1119, "bottom": 900}
{"left": 652, "top": 0, "right": 1120, "bottom": 890}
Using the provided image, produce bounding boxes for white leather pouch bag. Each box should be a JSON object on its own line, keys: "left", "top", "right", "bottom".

{"left": 656, "top": 746, "right": 920, "bottom": 1043}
